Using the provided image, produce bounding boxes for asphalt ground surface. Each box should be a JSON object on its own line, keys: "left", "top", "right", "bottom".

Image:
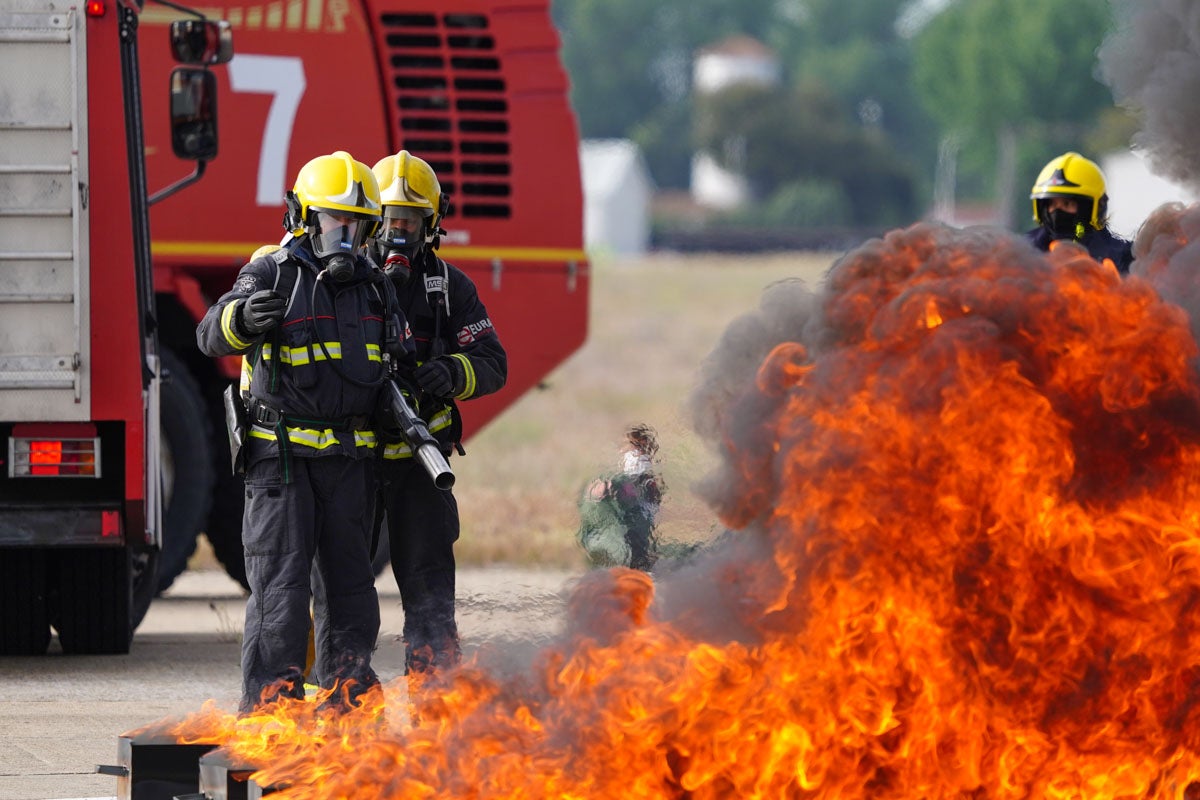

{"left": 0, "top": 566, "right": 578, "bottom": 800}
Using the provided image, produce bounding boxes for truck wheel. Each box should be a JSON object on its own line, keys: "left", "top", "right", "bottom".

{"left": 0, "top": 550, "right": 51, "bottom": 655}
{"left": 205, "top": 469, "right": 249, "bottom": 592}
{"left": 131, "top": 543, "right": 158, "bottom": 629}
{"left": 156, "top": 348, "right": 216, "bottom": 594}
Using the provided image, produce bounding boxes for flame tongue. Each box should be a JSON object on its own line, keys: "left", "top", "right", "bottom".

{"left": 165, "top": 218, "right": 1200, "bottom": 797}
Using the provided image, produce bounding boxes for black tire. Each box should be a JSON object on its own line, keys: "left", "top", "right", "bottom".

{"left": 156, "top": 348, "right": 216, "bottom": 594}
{"left": 0, "top": 550, "right": 51, "bottom": 655}
{"left": 205, "top": 468, "right": 249, "bottom": 592}
{"left": 205, "top": 470, "right": 392, "bottom": 593}
{"left": 131, "top": 543, "right": 158, "bottom": 629}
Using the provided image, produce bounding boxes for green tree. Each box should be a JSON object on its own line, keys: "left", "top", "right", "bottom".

{"left": 775, "top": 0, "right": 938, "bottom": 204}
{"left": 912, "top": 0, "right": 1118, "bottom": 226}
{"left": 695, "top": 82, "right": 916, "bottom": 226}
{"left": 552, "top": 0, "right": 796, "bottom": 187}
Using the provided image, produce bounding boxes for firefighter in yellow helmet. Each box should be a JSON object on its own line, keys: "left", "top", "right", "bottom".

{"left": 369, "top": 150, "right": 507, "bottom": 685}
{"left": 1026, "top": 151, "right": 1133, "bottom": 274}
{"left": 196, "top": 151, "right": 416, "bottom": 714}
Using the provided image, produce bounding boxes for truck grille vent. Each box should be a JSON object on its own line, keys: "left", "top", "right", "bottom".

{"left": 380, "top": 12, "right": 512, "bottom": 219}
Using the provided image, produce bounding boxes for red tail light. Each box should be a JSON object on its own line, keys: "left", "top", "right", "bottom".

{"left": 85, "top": 0, "right": 105, "bottom": 16}
{"left": 9, "top": 424, "right": 101, "bottom": 478}
{"left": 29, "top": 440, "right": 63, "bottom": 475}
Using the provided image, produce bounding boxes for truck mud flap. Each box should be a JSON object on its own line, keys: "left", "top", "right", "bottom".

{"left": 50, "top": 547, "right": 133, "bottom": 654}
{"left": 0, "top": 549, "right": 51, "bottom": 655}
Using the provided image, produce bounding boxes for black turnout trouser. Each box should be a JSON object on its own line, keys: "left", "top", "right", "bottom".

{"left": 239, "top": 452, "right": 380, "bottom": 713}
{"left": 382, "top": 458, "right": 461, "bottom": 675}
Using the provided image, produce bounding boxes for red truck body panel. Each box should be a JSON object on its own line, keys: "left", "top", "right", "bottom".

{"left": 86, "top": 7, "right": 146, "bottom": 508}
{"left": 140, "top": 0, "right": 589, "bottom": 437}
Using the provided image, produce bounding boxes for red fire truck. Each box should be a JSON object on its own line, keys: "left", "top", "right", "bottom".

{"left": 0, "top": 0, "right": 589, "bottom": 654}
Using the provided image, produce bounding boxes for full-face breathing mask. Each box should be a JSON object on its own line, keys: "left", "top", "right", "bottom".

{"left": 374, "top": 206, "right": 428, "bottom": 283}
{"left": 311, "top": 209, "right": 372, "bottom": 282}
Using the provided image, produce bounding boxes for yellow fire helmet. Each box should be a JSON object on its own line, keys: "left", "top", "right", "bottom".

{"left": 1029, "top": 151, "right": 1108, "bottom": 230}
{"left": 372, "top": 150, "right": 445, "bottom": 238}
{"left": 286, "top": 150, "right": 382, "bottom": 238}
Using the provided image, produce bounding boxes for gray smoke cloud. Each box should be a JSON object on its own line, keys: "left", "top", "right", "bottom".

{"left": 1098, "top": 0, "right": 1200, "bottom": 188}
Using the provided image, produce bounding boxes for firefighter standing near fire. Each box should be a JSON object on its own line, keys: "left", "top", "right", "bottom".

{"left": 369, "top": 150, "right": 507, "bottom": 683}
{"left": 1026, "top": 151, "right": 1134, "bottom": 274}
{"left": 196, "top": 151, "right": 415, "bottom": 713}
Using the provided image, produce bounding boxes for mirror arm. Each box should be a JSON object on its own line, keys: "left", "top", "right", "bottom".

{"left": 148, "top": 159, "right": 207, "bottom": 206}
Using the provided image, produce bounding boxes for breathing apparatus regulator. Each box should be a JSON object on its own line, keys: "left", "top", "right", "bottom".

{"left": 371, "top": 150, "right": 449, "bottom": 284}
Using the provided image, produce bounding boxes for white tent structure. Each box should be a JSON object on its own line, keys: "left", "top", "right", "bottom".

{"left": 579, "top": 139, "right": 653, "bottom": 256}
{"left": 1101, "top": 149, "right": 1199, "bottom": 241}
{"left": 690, "top": 35, "right": 781, "bottom": 210}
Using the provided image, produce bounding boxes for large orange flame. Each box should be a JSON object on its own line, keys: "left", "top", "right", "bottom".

{"left": 153, "top": 214, "right": 1200, "bottom": 798}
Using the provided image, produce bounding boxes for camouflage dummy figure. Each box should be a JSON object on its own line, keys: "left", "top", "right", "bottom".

{"left": 576, "top": 424, "right": 664, "bottom": 571}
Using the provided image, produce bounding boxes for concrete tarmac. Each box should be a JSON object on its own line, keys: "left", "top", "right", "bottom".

{"left": 0, "top": 566, "right": 577, "bottom": 800}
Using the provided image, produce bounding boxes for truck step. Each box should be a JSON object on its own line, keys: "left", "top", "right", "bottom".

{"left": 0, "top": 164, "right": 71, "bottom": 174}
{"left": 0, "top": 251, "right": 73, "bottom": 261}
{"left": 0, "top": 354, "right": 78, "bottom": 389}
{"left": 0, "top": 208, "right": 70, "bottom": 217}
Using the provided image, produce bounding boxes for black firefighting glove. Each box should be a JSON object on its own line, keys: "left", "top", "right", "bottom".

{"left": 237, "top": 289, "right": 286, "bottom": 336}
{"left": 414, "top": 356, "right": 465, "bottom": 399}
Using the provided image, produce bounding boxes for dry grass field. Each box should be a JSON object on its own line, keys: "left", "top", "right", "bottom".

{"left": 453, "top": 250, "right": 836, "bottom": 568}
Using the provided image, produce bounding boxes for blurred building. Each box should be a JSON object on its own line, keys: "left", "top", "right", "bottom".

{"left": 1101, "top": 149, "right": 1199, "bottom": 241}
{"left": 580, "top": 138, "right": 653, "bottom": 256}
{"left": 690, "top": 35, "right": 781, "bottom": 210}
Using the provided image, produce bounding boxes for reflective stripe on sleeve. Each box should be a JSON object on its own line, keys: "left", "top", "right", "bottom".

{"left": 381, "top": 407, "right": 452, "bottom": 460}
{"left": 221, "top": 302, "right": 252, "bottom": 349}
{"left": 450, "top": 352, "right": 476, "bottom": 399}
{"left": 239, "top": 356, "right": 253, "bottom": 393}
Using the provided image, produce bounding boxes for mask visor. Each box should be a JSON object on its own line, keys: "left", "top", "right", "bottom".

{"left": 378, "top": 205, "right": 428, "bottom": 250}
{"left": 310, "top": 209, "right": 374, "bottom": 259}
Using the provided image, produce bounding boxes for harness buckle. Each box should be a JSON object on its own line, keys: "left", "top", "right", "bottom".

{"left": 250, "top": 402, "right": 282, "bottom": 426}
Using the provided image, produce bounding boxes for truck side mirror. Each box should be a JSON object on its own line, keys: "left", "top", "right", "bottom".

{"left": 169, "top": 67, "right": 218, "bottom": 161}
{"left": 169, "top": 18, "right": 232, "bottom": 65}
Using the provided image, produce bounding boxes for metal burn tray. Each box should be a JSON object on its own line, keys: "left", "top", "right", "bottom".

{"left": 96, "top": 729, "right": 220, "bottom": 800}
{"left": 195, "top": 747, "right": 281, "bottom": 800}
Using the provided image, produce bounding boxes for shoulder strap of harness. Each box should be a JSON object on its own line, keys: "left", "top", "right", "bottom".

{"left": 265, "top": 247, "right": 301, "bottom": 394}
{"left": 270, "top": 247, "right": 301, "bottom": 314}
{"left": 424, "top": 255, "right": 451, "bottom": 359}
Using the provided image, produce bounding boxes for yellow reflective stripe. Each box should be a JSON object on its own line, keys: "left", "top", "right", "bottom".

{"left": 427, "top": 407, "right": 452, "bottom": 432}
{"left": 382, "top": 408, "right": 452, "bottom": 459}
{"left": 366, "top": 343, "right": 382, "bottom": 363}
{"left": 284, "top": 347, "right": 312, "bottom": 366}
{"left": 450, "top": 352, "right": 475, "bottom": 399}
{"left": 221, "top": 302, "right": 251, "bottom": 349}
{"left": 240, "top": 356, "right": 252, "bottom": 393}
{"left": 382, "top": 441, "right": 413, "bottom": 459}
{"left": 261, "top": 342, "right": 344, "bottom": 364}
{"left": 247, "top": 426, "right": 377, "bottom": 449}
{"left": 307, "top": 342, "right": 342, "bottom": 362}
